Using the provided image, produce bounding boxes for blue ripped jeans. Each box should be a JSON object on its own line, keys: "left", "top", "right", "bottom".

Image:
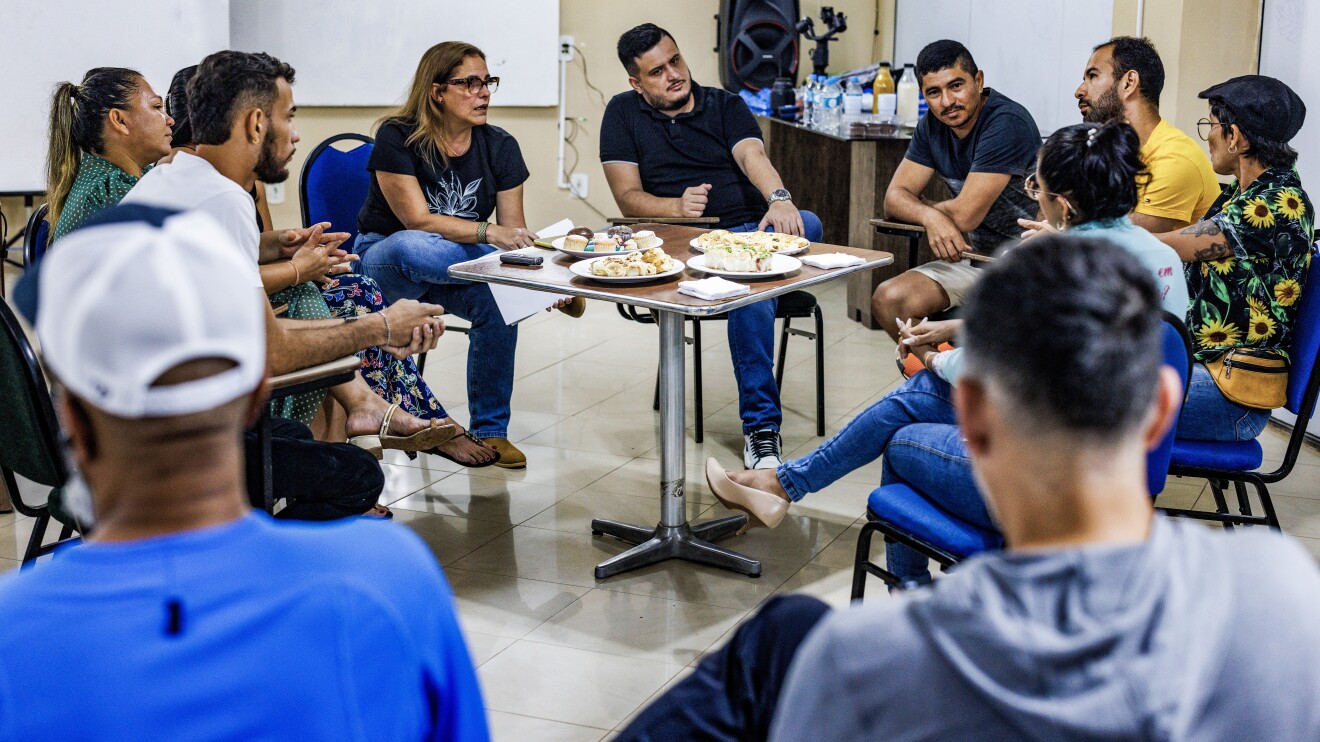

{"left": 726, "top": 210, "right": 824, "bottom": 433}
{"left": 777, "top": 370, "right": 988, "bottom": 583}
{"left": 1176, "top": 363, "right": 1272, "bottom": 442}
{"left": 352, "top": 230, "right": 516, "bottom": 439}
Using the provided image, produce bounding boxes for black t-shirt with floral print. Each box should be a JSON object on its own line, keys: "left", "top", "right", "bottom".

{"left": 1185, "top": 165, "right": 1315, "bottom": 362}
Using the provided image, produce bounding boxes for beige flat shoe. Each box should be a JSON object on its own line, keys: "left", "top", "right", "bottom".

{"left": 556, "top": 296, "right": 587, "bottom": 318}
{"left": 348, "top": 404, "right": 457, "bottom": 460}
{"left": 705, "top": 457, "right": 789, "bottom": 534}
{"left": 484, "top": 437, "right": 527, "bottom": 469}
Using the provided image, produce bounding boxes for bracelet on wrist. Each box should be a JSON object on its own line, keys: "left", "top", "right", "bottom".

{"left": 380, "top": 312, "right": 394, "bottom": 347}
{"left": 291, "top": 261, "right": 302, "bottom": 286}
{"left": 476, "top": 221, "right": 489, "bottom": 244}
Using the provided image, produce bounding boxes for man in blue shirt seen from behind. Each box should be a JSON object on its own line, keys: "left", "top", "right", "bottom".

{"left": 0, "top": 205, "right": 488, "bottom": 741}
{"left": 600, "top": 23, "right": 824, "bottom": 470}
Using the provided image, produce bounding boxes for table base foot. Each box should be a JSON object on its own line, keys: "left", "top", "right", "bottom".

{"left": 591, "top": 518, "right": 761, "bottom": 579}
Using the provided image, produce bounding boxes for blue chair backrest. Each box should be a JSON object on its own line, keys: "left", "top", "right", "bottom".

{"left": 23, "top": 202, "right": 50, "bottom": 268}
{"left": 1150, "top": 314, "right": 1194, "bottom": 495}
{"left": 1285, "top": 245, "right": 1320, "bottom": 417}
{"left": 299, "top": 134, "right": 374, "bottom": 245}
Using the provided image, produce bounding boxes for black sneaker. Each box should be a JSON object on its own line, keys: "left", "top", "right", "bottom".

{"left": 743, "top": 428, "right": 783, "bottom": 469}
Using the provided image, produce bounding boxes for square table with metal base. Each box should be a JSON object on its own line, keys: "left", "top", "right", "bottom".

{"left": 450, "top": 224, "right": 891, "bottom": 579}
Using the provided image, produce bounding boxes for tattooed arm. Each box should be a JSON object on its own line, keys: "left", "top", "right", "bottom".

{"left": 1157, "top": 219, "right": 1235, "bottom": 263}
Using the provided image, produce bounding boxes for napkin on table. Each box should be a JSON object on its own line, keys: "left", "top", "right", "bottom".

{"left": 801, "top": 252, "right": 865, "bottom": 269}
{"left": 677, "top": 276, "right": 752, "bottom": 300}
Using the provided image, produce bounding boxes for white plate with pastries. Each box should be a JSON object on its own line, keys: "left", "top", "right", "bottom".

{"left": 688, "top": 253, "right": 802, "bottom": 279}
{"left": 569, "top": 250, "right": 685, "bottom": 283}
{"left": 552, "top": 231, "right": 664, "bottom": 260}
{"left": 689, "top": 230, "right": 810, "bottom": 256}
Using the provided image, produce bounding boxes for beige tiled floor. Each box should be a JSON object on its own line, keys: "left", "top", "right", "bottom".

{"left": 4, "top": 279, "right": 1320, "bottom": 740}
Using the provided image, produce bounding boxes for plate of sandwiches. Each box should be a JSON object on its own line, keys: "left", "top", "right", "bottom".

{"left": 687, "top": 243, "right": 802, "bottom": 279}
{"left": 569, "top": 248, "right": 685, "bottom": 283}
{"left": 552, "top": 225, "right": 664, "bottom": 259}
{"left": 689, "top": 229, "right": 810, "bottom": 256}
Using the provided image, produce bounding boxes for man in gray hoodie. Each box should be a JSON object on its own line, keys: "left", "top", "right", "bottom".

{"left": 617, "top": 235, "right": 1320, "bottom": 742}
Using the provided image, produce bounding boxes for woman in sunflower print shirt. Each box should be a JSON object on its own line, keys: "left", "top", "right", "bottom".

{"left": 1159, "top": 76, "right": 1313, "bottom": 441}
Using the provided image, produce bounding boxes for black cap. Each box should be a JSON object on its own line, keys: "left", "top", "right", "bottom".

{"left": 1199, "top": 74, "right": 1306, "bottom": 143}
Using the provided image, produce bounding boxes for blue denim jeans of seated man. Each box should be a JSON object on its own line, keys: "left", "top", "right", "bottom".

{"left": 777, "top": 369, "right": 956, "bottom": 501}
{"left": 725, "top": 210, "right": 824, "bottom": 433}
{"left": 351, "top": 231, "right": 516, "bottom": 439}
{"left": 1176, "top": 362, "right": 1272, "bottom": 442}
{"left": 881, "top": 422, "right": 991, "bottom": 585}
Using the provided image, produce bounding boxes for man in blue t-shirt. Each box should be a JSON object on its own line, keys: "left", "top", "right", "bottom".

{"left": 0, "top": 205, "right": 488, "bottom": 741}
{"left": 873, "top": 40, "right": 1041, "bottom": 341}
{"left": 600, "top": 23, "right": 825, "bottom": 469}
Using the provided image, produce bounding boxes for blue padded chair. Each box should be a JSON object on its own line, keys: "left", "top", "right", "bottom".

{"left": 299, "top": 133, "right": 373, "bottom": 244}
{"left": 22, "top": 203, "right": 50, "bottom": 269}
{"left": 1159, "top": 246, "right": 1320, "bottom": 529}
{"left": 851, "top": 313, "right": 1193, "bottom": 600}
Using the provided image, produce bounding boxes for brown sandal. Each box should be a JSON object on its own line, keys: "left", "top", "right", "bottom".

{"left": 349, "top": 404, "right": 457, "bottom": 460}
{"left": 430, "top": 431, "right": 500, "bottom": 468}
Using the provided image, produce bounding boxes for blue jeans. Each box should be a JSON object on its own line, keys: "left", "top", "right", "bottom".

{"left": 726, "top": 211, "right": 824, "bottom": 432}
{"left": 777, "top": 369, "right": 956, "bottom": 500}
{"left": 352, "top": 231, "right": 516, "bottom": 439}
{"left": 881, "top": 423, "right": 989, "bottom": 584}
{"left": 1176, "top": 363, "right": 1272, "bottom": 442}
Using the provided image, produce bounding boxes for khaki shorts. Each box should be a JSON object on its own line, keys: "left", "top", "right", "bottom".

{"left": 909, "top": 259, "right": 983, "bottom": 308}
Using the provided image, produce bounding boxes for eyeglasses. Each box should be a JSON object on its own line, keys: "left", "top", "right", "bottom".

{"left": 443, "top": 75, "right": 500, "bottom": 94}
{"left": 1024, "top": 173, "right": 1047, "bottom": 201}
{"left": 1196, "top": 118, "right": 1230, "bottom": 141}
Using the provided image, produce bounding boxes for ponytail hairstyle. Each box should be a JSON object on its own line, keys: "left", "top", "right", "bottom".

{"left": 1036, "top": 121, "right": 1148, "bottom": 225}
{"left": 46, "top": 67, "right": 143, "bottom": 227}
{"left": 378, "top": 41, "right": 486, "bottom": 170}
{"left": 167, "top": 65, "right": 199, "bottom": 149}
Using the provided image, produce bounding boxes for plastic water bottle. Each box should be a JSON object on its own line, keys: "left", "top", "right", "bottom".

{"left": 800, "top": 76, "right": 815, "bottom": 127}
{"left": 821, "top": 78, "right": 844, "bottom": 132}
{"left": 843, "top": 78, "right": 863, "bottom": 115}
{"left": 897, "top": 63, "right": 920, "bottom": 127}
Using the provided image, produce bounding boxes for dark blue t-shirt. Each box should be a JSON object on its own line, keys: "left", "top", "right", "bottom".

{"left": 0, "top": 513, "right": 489, "bottom": 741}
{"left": 358, "top": 118, "right": 529, "bottom": 237}
{"left": 600, "top": 84, "right": 767, "bottom": 229}
{"left": 905, "top": 89, "right": 1041, "bottom": 254}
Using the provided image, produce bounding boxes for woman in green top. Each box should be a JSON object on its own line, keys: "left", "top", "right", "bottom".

{"left": 48, "top": 67, "right": 174, "bottom": 240}
{"left": 1158, "top": 75, "right": 1313, "bottom": 442}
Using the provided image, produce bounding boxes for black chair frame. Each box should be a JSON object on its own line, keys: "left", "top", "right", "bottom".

{"left": 0, "top": 300, "right": 80, "bottom": 565}
{"left": 852, "top": 313, "right": 1194, "bottom": 602}
{"left": 624, "top": 291, "right": 826, "bottom": 442}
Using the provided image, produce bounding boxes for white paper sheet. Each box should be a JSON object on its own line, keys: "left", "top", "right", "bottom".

{"left": 489, "top": 219, "right": 575, "bottom": 325}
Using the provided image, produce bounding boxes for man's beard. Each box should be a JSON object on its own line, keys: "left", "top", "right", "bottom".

{"left": 644, "top": 86, "right": 691, "bottom": 112}
{"left": 254, "top": 128, "right": 290, "bottom": 183}
{"left": 1081, "top": 85, "right": 1123, "bottom": 123}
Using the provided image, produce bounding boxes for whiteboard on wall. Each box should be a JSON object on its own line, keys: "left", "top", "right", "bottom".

{"left": 1260, "top": 0, "right": 1320, "bottom": 436}
{"left": 893, "top": 0, "right": 1115, "bottom": 136}
{"left": 0, "top": 0, "right": 229, "bottom": 194}
{"left": 229, "top": 0, "right": 560, "bottom": 108}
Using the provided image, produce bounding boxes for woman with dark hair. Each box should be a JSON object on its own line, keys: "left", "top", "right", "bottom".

{"left": 704, "top": 121, "right": 1188, "bottom": 586}
{"left": 48, "top": 67, "right": 173, "bottom": 240}
{"left": 352, "top": 41, "right": 576, "bottom": 469}
{"left": 1157, "top": 75, "right": 1313, "bottom": 443}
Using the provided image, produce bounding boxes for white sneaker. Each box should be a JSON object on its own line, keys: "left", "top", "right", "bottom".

{"left": 744, "top": 428, "right": 783, "bottom": 469}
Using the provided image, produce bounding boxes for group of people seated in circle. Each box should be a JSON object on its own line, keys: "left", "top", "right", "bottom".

{"left": 0, "top": 20, "right": 1317, "bottom": 741}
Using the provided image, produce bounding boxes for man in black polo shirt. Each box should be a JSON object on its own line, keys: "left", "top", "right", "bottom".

{"left": 872, "top": 40, "right": 1040, "bottom": 342}
{"left": 600, "top": 23, "right": 824, "bottom": 469}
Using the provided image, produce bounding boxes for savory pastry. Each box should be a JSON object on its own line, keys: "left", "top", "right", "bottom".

{"left": 640, "top": 247, "right": 673, "bottom": 272}
{"left": 704, "top": 243, "right": 773, "bottom": 272}
{"left": 633, "top": 229, "right": 659, "bottom": 249}
{"left": 563, "top": 234, "right": 590, "bottom": 251}
{"left": 567, "top": 226, "right": 594, "bottom": 239}
{"left": 694, "top": 229, "right": 807, "bottom": 254}
{"left": 590, "top": 251, "right": 658, "bottom": 277}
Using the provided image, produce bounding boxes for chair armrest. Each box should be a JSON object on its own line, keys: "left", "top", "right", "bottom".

{"left": 270, "top": 355, "right": 359, "bottom": 398}
{"left": 608, "top": 216, "right": 721, "bottom": 226}
{"left": 870, "top": 219, "right": 925, "bottom": 237}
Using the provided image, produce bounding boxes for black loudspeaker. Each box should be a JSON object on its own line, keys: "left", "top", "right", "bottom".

{"left": 716, "top": 0, "right": 800, "bottom": 92}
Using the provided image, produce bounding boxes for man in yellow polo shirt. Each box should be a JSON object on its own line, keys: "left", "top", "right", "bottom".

{"left": 1075, "top": 36, "right": 1219, "bottom": 232}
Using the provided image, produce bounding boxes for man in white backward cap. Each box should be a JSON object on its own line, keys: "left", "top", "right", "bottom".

{"left": 0, "top": 205, "right": 489, "bottom": 741}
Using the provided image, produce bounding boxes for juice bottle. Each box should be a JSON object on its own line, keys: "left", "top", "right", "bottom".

{"left": 871, "top": 62, "right": 895, "bottom": 114}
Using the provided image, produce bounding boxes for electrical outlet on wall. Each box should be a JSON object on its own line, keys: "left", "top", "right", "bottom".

{"left": 570, "top": 173, "right": 588, "bottom": 199}
{"left": 266, "top": 182, "right": 285, "bottom": 204}
{"left": 560, "top": 35, "right": 575, "bottom": 62}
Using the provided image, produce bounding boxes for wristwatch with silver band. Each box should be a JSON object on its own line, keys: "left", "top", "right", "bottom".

{"left": 768, "top": 188, "right": 792, "bottom": 204}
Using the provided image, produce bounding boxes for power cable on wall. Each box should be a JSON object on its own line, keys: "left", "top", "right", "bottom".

{"left": 559, "top": 43, "right": 612, "bottom": 223}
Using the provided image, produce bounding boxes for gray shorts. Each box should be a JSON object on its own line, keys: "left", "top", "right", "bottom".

{"left": 909, "top": 259, "right": 983, "bottom": 307}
